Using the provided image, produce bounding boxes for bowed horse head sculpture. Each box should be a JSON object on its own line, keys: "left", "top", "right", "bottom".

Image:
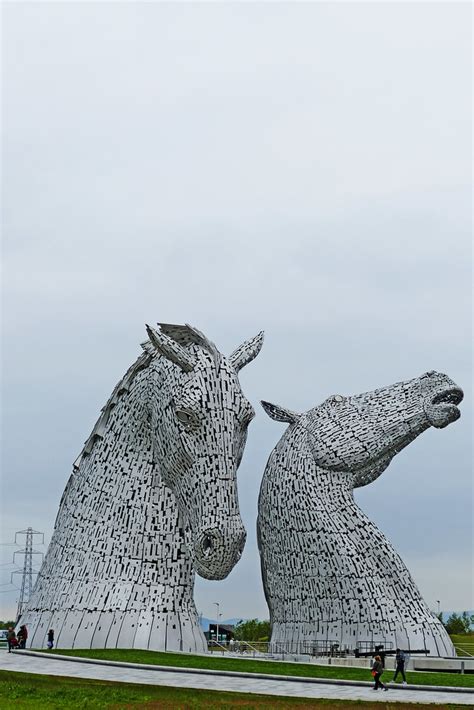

{"left": 145, "top": 323, "right": 262, "bottom": 579}
{"left": 258, "top": 370, "right": 463, "bottom": 657}
{"left": 20, "top": 323, "right": 263, "bottom": 653}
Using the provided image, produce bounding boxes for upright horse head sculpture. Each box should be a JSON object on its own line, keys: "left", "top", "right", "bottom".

{"left": 258, "top": 371, "right": 463, "bottom": 657}
{"left": 20, "top": 323, "right": 263, "bottom": 652}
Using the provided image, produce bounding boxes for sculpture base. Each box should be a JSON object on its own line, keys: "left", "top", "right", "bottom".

{"left": 17, "top": 609, "right": 208, "bottom": 654}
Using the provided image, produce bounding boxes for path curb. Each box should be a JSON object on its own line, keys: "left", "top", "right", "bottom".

{"left": 12, "top": 650, "right": 474, "bottom": 695}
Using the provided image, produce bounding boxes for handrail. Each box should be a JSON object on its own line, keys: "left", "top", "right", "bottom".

{"left": 236, "top": 640, "right": 264, "bottom": 655}
{"left": 455, "top": 646, "right": 474, "bottom": 657}
{"left": 208, "top": 641, "right": 230, "bottom": 654}
{"left": 208, "top": 640, "right": 269, "bottom": 657}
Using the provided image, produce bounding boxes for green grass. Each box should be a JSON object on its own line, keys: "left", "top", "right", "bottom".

{"left": 451, "top": 634, "right": 474, "bottom": 657}
{"left": 45, "top": 648, "right": 474, "bottom": 688}
{"left": 0, "top": 669, "right": 469, "bottom": 710}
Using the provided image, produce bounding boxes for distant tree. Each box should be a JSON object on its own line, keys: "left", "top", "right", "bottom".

{"left": 233, "top": 619, "right": 271, "bottom": 641}
{"left": 445, "top": 612, "right": 472, "bottom": 635}
{"left": 0, "top": 620, "right": 15, "bottom": 629}
{"left": 461, "top": 612, "right": 474, "bottom": 633}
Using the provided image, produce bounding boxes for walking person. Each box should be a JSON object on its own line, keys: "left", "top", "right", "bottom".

{"left": 47, "top": 629, "right": 54, "bottom": 649}
{"left": 393, "top": 648, "right": 407, "bottom": 684}
{"left": 371, "top": 654, "right": 388, "bottom": 691}
{"left": 7, "top": 627, "right": 17, "bottom": 653}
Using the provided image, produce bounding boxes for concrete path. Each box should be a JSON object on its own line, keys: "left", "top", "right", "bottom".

{"left": 1, "top": 650, "right": 472, "bottom": 706}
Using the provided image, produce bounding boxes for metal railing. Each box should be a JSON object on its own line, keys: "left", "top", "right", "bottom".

{"left": 208, "top": 639, "right": 354, "bottom": 658}
{"left": 208, "top": 640, "right": 269, "bottom": 656}
{"left": 268, "top": 640, "right": 350, "bottom": 657}
{"left": 356, "top": 640, "right": 394, "bottom": 653}
{"left": 208, "top": 639, "right": 358, "bottom": 658}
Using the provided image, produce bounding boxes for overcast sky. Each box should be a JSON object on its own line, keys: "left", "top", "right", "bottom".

{"left": 2, "top": 2, "right": 472, "bottom": 624}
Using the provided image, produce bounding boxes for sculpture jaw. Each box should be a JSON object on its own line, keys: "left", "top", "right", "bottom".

{"left": 424, "top": 386, "right": 463, "bottom": 428}
{"left": 352, "top": 451, "right": 393, "bottom": 488}
{"left": 186, "top": 518, "right": 247, "bottom": 580}
{"left": 352, "top": 415, "right": 429, "bottom": 488}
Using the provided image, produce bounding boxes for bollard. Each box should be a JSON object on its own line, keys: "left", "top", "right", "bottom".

{"left": 461, "top": 661, "right": 465, "bottom": 674}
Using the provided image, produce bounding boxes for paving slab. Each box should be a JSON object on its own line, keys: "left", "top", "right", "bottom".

{"left": 0, "top": 650, "right": 472, "bottom": 706}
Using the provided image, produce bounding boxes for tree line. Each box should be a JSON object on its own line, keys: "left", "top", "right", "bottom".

{"left": 232, "top": 618, "right": 271, "bottom": 641}
{"left": 439, "top": 612, "right": 473, "bottom": 635}
{"left": 0, "top": 621, "right": 15, "bottom": 629}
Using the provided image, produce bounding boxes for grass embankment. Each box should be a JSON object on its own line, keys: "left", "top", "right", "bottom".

{"left": 47, "top": 649, "right": 474, "bottom": 688}
{"left": 0, "top": 670, "right": 469, "bottom": 710}
{"left": 451, "top": 634, "right": 474, "bottom": 657}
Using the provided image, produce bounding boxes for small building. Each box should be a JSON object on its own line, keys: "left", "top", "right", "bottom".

{"left": 206, "top": 623, "right": 235, "bottom": 643}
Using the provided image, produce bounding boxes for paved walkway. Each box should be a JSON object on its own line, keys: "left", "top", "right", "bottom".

{"left": 1, "top": 650, "right": 472, "bottom": 706}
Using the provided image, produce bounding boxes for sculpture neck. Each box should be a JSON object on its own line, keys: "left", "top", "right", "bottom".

{"left": 274, "top": 424, "right": 355, "bottom": 499}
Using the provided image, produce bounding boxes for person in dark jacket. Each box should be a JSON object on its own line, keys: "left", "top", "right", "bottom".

{"left": 393, "top": 648, "right": 407, "bottom": 683}
{"left": 47, "top": 629, "right": 54, "bottom": 649}
{"left": 17, "top": 625, "right": 28, "bottom": 649}
{"left": 371, "top": 655, "right": 388, "bottom": 690}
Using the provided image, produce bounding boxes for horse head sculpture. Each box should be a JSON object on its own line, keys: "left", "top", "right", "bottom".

{"left": 19, "top": 323, "right": 263, "bottom": 652}
{"left": 263, "top": 370, "right": 463, "bottom": 487}
{"left": 258, "top": 371, "right": 463, "bottom": 657}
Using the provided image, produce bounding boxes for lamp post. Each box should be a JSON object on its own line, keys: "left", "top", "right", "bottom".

{"left": 214, "top": 602, "right": 221, "bottom": 644}
{"left": 436, "top": 600, "right": 441, "bottom": 617}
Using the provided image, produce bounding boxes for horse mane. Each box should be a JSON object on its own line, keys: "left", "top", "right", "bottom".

{"left": 73, "top": 324, "right": 218, "bottom": 470}
{"left": 73, "top": 351, "right": 152, "bottom": 470}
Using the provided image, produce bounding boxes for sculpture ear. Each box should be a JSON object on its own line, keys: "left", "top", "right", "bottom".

{"left": 229, "top": 331, "right": 264, "bottom": 372}
{"left": 261, "top": 400, "right": 299, "bottom": 424}
{"left": 145, "top": 324, "right": 196, "bottom": 372}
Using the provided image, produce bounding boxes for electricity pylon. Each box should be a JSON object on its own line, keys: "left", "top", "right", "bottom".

{"left": 12, "top": 528, "right": 44, "bottom": 621}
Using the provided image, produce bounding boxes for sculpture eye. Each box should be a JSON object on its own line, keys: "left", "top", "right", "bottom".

{"left": 175, "top": 410, "right": 197, "bottom": 429}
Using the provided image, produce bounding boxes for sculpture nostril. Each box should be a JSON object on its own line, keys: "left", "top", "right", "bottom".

{"left": 202, "top": 535, "right": 214, "bottom": 556}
